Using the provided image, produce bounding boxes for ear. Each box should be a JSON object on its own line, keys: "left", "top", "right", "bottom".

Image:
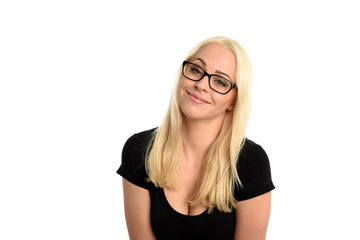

{"left": 227, "top": 103, "right": 235, "bottom": 111}
{"left": 227, "top": 97, "right": 237, "bottom": 111}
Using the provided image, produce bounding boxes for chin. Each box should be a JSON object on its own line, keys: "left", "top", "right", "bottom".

{"left": 180, "top": 107, "right": 204, "bottom": 120}
{"left": 180, "top": 108, "right": 224, "bottom": 122}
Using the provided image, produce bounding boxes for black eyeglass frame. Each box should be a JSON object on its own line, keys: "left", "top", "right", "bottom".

{"left": 182, "top": 61, "right": 237, "bottom": 95}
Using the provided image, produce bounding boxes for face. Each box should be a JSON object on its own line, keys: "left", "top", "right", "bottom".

{"left": 178, "top": 43, "right": 237, "bottom": 122}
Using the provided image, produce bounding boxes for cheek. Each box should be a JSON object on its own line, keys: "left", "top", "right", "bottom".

{"left": 177, "top": 78, "right": 186, "bottom": 93}
{"left": 228, "top": 90, "right": 237, "bottom": 104}
{"left": 178, "top": 79, "right": 192, "bottom": 104}
{"left": 178, "top": 79, "right": 187, "bottom": 95}
{"left": 214, "top": 92, "right": 236, "bottom": 107}
{"left": 179, "top": 77, "right": 192, "bottom": 88}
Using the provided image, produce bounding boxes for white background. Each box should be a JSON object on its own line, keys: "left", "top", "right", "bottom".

{"left": 1, "top": 0, "right": 359, "bottom": 239}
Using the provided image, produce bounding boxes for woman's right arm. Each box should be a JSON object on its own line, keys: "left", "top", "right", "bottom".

{"left": 122, "top": 178, "right": 157, "bottom": 240}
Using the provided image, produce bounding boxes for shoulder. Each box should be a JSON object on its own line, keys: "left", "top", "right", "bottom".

{"left": 238, "top": 139, "right": 271, "bottom": 175}
{"left": 117, "top": 128, "right": 157, "bottom": 189}
{"left": 123, "top": 128, "right": 157, "bottom": 155}
{"left": 235, "top": 138, "right": 275, "bottom": 201}
{"left": 124, "top": 128, "right": 157, "bottom": 148}
{"left": 122, "top": 127, "right": 157, "bottom": 165}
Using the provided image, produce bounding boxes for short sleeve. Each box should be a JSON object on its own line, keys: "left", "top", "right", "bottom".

{"left": 234, "top": 139, "right": 275, "bottom": 201}
{"left": 117, "top": 129, "right": 156, "bottom": 190}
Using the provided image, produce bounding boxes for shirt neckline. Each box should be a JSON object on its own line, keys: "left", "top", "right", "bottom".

{"left": 160, "top": 188, "right": 209, "bottom": 218}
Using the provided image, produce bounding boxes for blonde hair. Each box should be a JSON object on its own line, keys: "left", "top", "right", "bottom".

{"left": 146, "top": 36, "right": 252, "bottom": 213}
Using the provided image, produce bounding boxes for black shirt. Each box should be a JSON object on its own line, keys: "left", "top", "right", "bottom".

{"left": 117, "top": 128, "right": 275, "bottom": 240}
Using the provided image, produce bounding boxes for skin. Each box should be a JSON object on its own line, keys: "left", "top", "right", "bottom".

{"left": 123, "top": 179, "right": 156, "bottom": 240}
{"left": 123, "top": 43, "right": 272, "bottom": 239}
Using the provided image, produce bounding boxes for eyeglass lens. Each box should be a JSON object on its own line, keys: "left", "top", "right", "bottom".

{"left": 183, "top": 62, "right": 232, "bottom": 94}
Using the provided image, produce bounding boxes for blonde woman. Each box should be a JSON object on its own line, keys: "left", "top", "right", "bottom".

{"left": 117, "top": 36, "right": 275, "bottom": 240}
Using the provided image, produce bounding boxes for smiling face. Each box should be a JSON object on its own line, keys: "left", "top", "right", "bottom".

{"left": 178, "top": 43, "right": 237, "bottom": 122}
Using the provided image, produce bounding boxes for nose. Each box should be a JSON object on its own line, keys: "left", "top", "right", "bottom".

{"left": 194, "top": 76, "right": 209, "bottom": 92}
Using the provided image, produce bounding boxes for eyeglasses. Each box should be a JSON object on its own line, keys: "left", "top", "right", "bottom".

{"left": 182, "top": 61, "right": 237, "bottom": 95}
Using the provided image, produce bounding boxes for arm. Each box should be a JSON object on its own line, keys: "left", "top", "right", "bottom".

{"left": 233, "top": 192, "right": 272, "bottom": 240}
{"left": 122, "top": 179, "right": 156, "bottom": 240}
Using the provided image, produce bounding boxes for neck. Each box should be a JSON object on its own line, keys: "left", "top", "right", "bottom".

{"left": 181, "top": 116, "right": 225, "bottom": 163}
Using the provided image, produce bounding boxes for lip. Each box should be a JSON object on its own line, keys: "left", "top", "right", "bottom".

{"left": 186, "top": 90, "right": 211, "bottom": 104}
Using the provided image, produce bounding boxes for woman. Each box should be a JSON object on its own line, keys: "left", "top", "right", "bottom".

{"left": 117, "top": 36, "right": 275, "bottom": 240}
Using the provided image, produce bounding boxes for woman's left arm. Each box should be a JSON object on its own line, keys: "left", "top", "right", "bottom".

{"left": 233, "top": 192, "right": 272, "bottom": 240}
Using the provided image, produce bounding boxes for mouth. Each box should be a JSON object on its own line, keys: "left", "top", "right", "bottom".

{"left": 186, "top": 90, "right": 211, "bottom": 104}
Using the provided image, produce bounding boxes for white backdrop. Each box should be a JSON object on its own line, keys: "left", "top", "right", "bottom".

{"left": 1, "top": 0, "right": 359, "bottom": 239}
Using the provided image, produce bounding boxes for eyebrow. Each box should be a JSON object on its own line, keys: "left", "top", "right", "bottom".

{"left": 192, "top": 57, "right": 232, "bottom": 81}
{"left": 193, "top": 57, "right": 207, "bottom": 66}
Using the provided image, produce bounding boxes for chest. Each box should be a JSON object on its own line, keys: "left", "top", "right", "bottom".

{"left": 149, "top": 187, "right": 236, "bottom": 240}
{"left": 163, "top": 170, "right": 206, "bottom": 215}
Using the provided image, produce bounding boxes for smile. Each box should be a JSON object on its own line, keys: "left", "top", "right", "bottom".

{"left": 186, "top": 91, "right": 210, "bottom": 104}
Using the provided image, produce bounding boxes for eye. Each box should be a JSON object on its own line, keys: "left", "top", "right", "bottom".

{"left": 213, "top": 78, "right": 229, "bottom": 87}
{"left": 190, "top": 66, "right": 202, "bottom": 75}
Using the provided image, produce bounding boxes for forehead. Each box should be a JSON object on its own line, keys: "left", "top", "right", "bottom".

{"left": 192, "top": 43, "right": 236, "bottom": 79}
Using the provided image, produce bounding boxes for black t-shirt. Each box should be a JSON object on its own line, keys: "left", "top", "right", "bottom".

{"left": 117, "top": 128, "right": 275, "bottom": 240}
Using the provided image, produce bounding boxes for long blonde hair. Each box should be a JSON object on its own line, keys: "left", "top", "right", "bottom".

{"left": 146, "top": 36, "right": 252, "bottom": 213}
